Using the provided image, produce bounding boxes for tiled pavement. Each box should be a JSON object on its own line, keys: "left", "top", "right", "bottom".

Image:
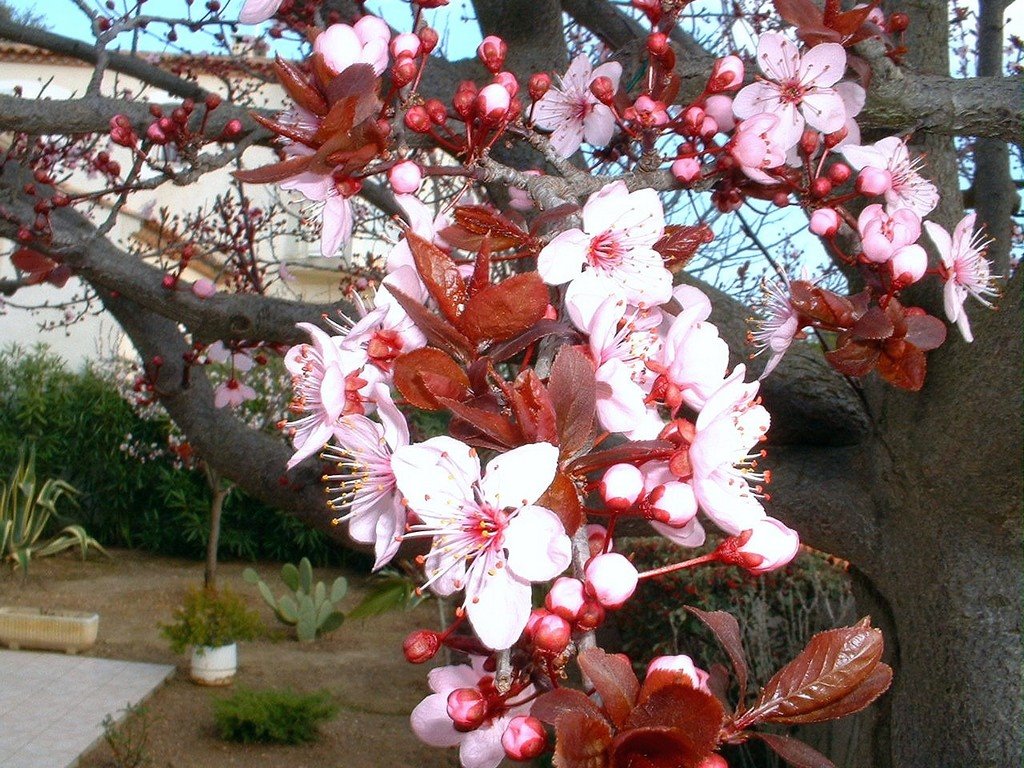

{"left": 0, "top": 650, "right": 174, "bottom": 768}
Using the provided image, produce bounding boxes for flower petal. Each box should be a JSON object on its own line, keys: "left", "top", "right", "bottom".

{"left": 410, "top": 693, "right": 464, "bottom": 748}
{"left": 537, "top": 229, "right": 590, "bottom": 285}
{"left": 479, "top": 443, "right": 558, "bottom": 509}
{"left": 466, "top": 564, "right": 532, "bottom": 649}
{"left": 504, "top": 505, "right": 572, "bottom": 582}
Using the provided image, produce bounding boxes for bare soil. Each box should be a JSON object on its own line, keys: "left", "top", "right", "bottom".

{"left": 0, "top": 549, "right": 457, "bottom": 768}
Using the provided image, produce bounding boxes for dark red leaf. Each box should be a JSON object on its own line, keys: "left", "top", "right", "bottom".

{"left": 46, "top": 264, "right": 72, "bottom": 288}
{"left": 250, "top": 112, "right": 318, "bottom": 146}
{"left": 774, "top": 0, "right": 825, "bottom": 29}
{"left": 392, "top": 348, "right": 470, "bottom": 411}
{"left": 620, "top": 684, "right": 724, "bottom": 767}
{"left": 566, "top": 441, "right": 674, "bottom": 476}
{"left": 385, "top": 285, "right": 474, "bottom": 361}
{"left": 577, "top": 648, "right": 640, "bottom": 728}
{"left": 850, "top": 306, "right": 895, "bottom": 341}
{"left": 654, "top": 225, "right": 714, "bottom": 272}
{"left": 547, "top": 346, "right": 597, "bottom": 461}
{"left": 610, "top": 726, "right": 704, "bottom": 768}
{"left": 532, "top": 687, "right": 605, "bottom": 726}
{"left": 487, "top": 319, "right": 577, "bottom": 363}
{"left": 438, "top": 396, "right": 521, "bottom": 448}
{"left": 904, "top": 313, "right": 946, "bottom": 351}
{"left": 772, "top": 662, "right": 892, "bottom": 725}
{"left": 684, "top": 608, "right": 749, "bottom": 707}
{"left": 458, "top": 272, "right": 549, "bottom": 343}
{"left": 847, "top": 54, "right": 873, "bottom": 88}
{"left": 877, "top": 340, "right": 926, "bottom": 391}
{"left": 529, "top": 203, "right": 581, "bottom": 236}
{"left": 274, "top": 56, "right": 327, "bottom": 116}
{"left": 469, "top": 234, "right": 492, "bottom": 296}
{"left": 232, "top": 153, "right": 313, "bottom": 184}
{"left": 830, "top": 4, "right": 874, "bottom": 35}
{"left": 790, "top": 282, "right": 857, "bottom": 328}
{"left": 510, "top": 369, "right": 559, "bottom": 445}
{"left": 406, "top": 231, "right": 469, "bottom": 326}
{"left": 323, "top": 63, "right": 380, "bottom": 127}
{"left": 537, "top": 471, "right": 584, "bottom": 534}
{"left": 742, "top": 621, "right": 884, "bottom": 727}
{"left": 754, "top": 734, "right": 836, "bottom": 768}
{"left": 553, "top": 710, "right": 613, "bottom": 768}
{"left": 825, "top": 337, "right": 880, "bottom": 377}
{"left": 451, "top": 205, "right": 530, "bottom": 251}
{"left": 11, "top": 248, "right": 55, "bottom": 273}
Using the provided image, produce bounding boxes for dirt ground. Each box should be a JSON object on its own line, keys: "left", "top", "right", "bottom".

{"left": 0, "top": 549, "right": 458, "bottom": 768}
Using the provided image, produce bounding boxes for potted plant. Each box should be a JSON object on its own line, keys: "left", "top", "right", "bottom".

{"left": 160, "top": 586, "right": 262, "bottom": 686}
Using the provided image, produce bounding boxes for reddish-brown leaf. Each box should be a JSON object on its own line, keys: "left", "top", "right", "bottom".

{"left": 566, "top": 441, "right": 674, "bottom": 476}
{"left": 609, "top": 726, "right": 702, "bottom": 768}
{"left": 547, "top": 346, "right": 597, "bottom": 461}
{"left": 533, "top": 688, "right": 605, "bottom": 726}
{"left": 385, "top": 285, "right": 474, "bottom": 361}
{"left": 553, "top": 709, "right": 613, "bottom": 768}
{"left": 618, "top": 685, "right": 724, "bottom": 768}
{"left": 790, "top": 282, "right": 857, "bottom": 328}
{"left": 438, "top": 396, "right": 521, "bottom": 448}
{"left": 577, "top": 649, "right": 640, "bottom": 728}
{"left": 273, "top": 56, "right": 327, "bottom": 116}
{"left": 458, "top": 272, "right": 549, "bottom": 343}
{"left": 392, "top": 348, "right": 470, "bottom": 411}
{"left": 454, "top": 205, "right": 530, "bottom": 244}
{"left": 249, "top": 112, "right": 318, "bottom": 146}
{"left": 324, "top": 63, "right": 379, "bottom": 114}
{"left": 654, "top": 225, "right": 714, "bottom": 272}
{"left": 850, "top": 306, "right": 895, "bottom": 341}
{"left": 487, "top": 319, "right": 577, "bottom": 363}
{"left": 770, "top": 662, "right": 892, "bottom": 725}
{"left": 232, "top": 153, "right": 313, "bottom": 185}
{"left": 744, "top": 622, "right": 884, "bottom": 727}
{"left": 406, "top": 231, "right": 469, "bottom": 326}
{"left": 754, "top": 734, "right": 836, "bottom": 768}
{"left": 877, "top": 340, "right": 926, "bottom": 391}
{"left": 11, "top": 248, "right": 55, "bottom": 274}
{"left": 774, "top": 0, "right": 825, "bottom": 29}
{"left": 825, "top": 337, "right": 880, "bottom": 377}
{"left": 469, "top": 234, "right": 492, "bottom": 296}
{"left": 684, "top": 608, "right": 749, "bottom": 707}
{"left": 537, "top": 471, "right": 584, "bottom": 534}
{"left": 904, "top": 313, "right": 946, "bottom": 351}
{"left": 510, "top": 369, "right": 559, "bottom": 445}
{"left": 830, "top": 4, "right": 875, "bottom": 35}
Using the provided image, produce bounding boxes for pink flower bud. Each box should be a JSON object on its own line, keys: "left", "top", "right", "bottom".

{"left": 644, "top": 481, "right": 697, "bottom": 526}
{"left": 476, "top": 83, "right": 511, "bottom": 121}
{"left": 392, "top": 57, "right": 417, "bottom": 87}
{"left": 391, "top": 32, "right": 421, "bottom": 59}
{"left": 589, "top": 76, "right": 615, "bottom": 104}
{"left": 533, "top": 613, "right": 572, "bottom": 652}
{"left": 502, "top": 716, "right": 547, "bottom": 762}
{"left": 493, "top": 71, "right": 519, "bottom": 98}
{"left": 856, "top": 166, "right": 892, "bottom": 196}
{"left": 601, "top": 463, "right": 645, "bottom": 510}
{"left": 700, "top": 116, "right": 719, "bottom": 137}
{"left": 810, "top": 208, "right": 840, "bottom": 237}
{"left": 671, "top": 157, "right": 702, "bottom": 183}
{"left": 388, "top": 160, "right": 422, "bottom": 194}
{"left": 477, "top": 35, "right": 507, "bottom": 73}
{"left": 646, "top": 654, "right": 710, "bottom": 691}
{"left": 545, "top": 576, "right": 586, "bottom": 621}
{"left": 703, "top": 94, "right": 735, "bottom": 132}
{"left": 586, "top": 523, "right": 609, "bottom": 557}
{"left": 529, "top": 72, "right": 551, "bottom": 101}
{"left": 403, "top": 629, "right": 441, "bottom": 663}
{"left": 447, "top": 687, "right": 487, "bottom": 731}
{"left": 525, "top": 607, "right": 550, "bottom": 637}
{"left": 191, "top": 278, "right": 216, "bottom": 299}
{"left": 697, "top": 755, "right": 729, "bottom": 768}
{"left": 683, "top": 106, "right": 706, "bottom": 132}
{"left": 575, "top": 600, "right": 606, "bottom": 631}
{"left": 418, "top": 26, "right": 439, "bottom": 53}
{"left": 709, "top": 55, "right": 744, "bottom": 92}
{"left": 146, "top": 123, "right": 168, "bottom": 144}
{"left": 735, "top": 518, "right": 800, "bottom": 574}
{"left": 404, "top": 105, "right": 431, "bottom": 133}
{"left": 585, "top": 552, "right": 639, "bottom": 608}
{"left": 890, "top": 244, "right": 928, "bottom": 285}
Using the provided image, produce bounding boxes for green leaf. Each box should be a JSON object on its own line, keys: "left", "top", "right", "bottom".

{"left": 329, "top": 576, "right": 347, "bottom": 603}
{"left": 280, "top": 562, "right": 300, "bottom": 592}
{"left": 347, "top": 576, "right": 414, "bottom": 620}
{"left": 298, "top": 558, "right": 313, "bottom": 594}
{"left": 242, "top": 568, "right": 260, "bottom": 585}
{"left": 277, "top": 594, "right": 299, "bottom": 624}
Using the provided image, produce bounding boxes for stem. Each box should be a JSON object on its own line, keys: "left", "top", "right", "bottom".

{"left": 636, "top": 552, "right": 718, "bottom": 580}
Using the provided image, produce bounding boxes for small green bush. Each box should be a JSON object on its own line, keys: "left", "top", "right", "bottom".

{"left": 213, "top": 688, "right": 337, "bottom": 744}
{"left": 160, "top": 587, "right": 263, "bottom": 653}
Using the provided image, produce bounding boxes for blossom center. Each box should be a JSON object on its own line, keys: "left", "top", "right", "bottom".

{"left": 588, "top": 232, "right": 625, "bottom": 270}
{"left": 779, "top": 80, "right": 806, "bottom": 105}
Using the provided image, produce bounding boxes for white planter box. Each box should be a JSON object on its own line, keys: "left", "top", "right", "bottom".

{"left": 190, "top": 642, "right": 237, "bottom": 686}
{"left": 0, "top": 607, "right": 99, "bottom": 654}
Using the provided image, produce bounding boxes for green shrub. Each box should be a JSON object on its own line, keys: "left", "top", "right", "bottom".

{"left": 213, "top": 688, "right": 337, "bottom": 744}
{"left": 160, "top": 586, "right": 263, "bottom": 653}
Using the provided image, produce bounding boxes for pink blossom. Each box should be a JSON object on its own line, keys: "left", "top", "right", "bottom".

{"left": 213, "top": 378, "right": 256, "bottom": 408}
{"left": 206, "top": 340, "right": 253, "bottom": 372}
{"left": 389, "top": 160, "right": 422, "bottom": 194}
{"left": 532, "top": 54, "right": 622, "bottom": 157}
{"left": 191, "top": 278, "right": 217, "bottom": 299}
{"left": 322, "top": 385, "right": 409, "bottom": 569}
{"left": 736, "top": 517, "right": 800, "bottom": 573}
{"left": 411, "top": 660, "right": 535, "bottom": 768}
{"left": 924, "top": 213, "right": 999, "bottom": 343}
{"left": 501, "top": 716, "right": 547, "bottom": 761}
{"left": 392, "top": 440, "right": 571, "bottom": 649}
{"left": 391, "top": 32, "right": 421, "bottom": 59}
{"left": 733, "top": 34, "right": 849, "bottom": 149}
{"left": 841, "top": 137, "right": 939, "bottom": 216}
{"left": 585, "top": 552, "right": 639, "bottom": 608}
{"left": 729, "top": 113, "right": 787, "bottom": 184}
{"left": 688, "top": 367, "right": 772, "bottom": 535}
{"left": 645, "top": 655, "right": 711, "bottom": 692}
{"left": 277, "top": 140, "right": 355, "bottom": 257}
{"left": 314, "top": 18, "right": 390, "bottom": 76}
{"left": 856, "top": 167, "right": 893, "bottom": 196}
{"left": 238, "top": 0, "right": 283, "bottom": 24}
{"left": 600, "top": 463, "right": 645, "bottom": 510}
{"left": 545, "top": 577, "right": 586, "bottom": 620}
{"left": 538, "top": 181, "right": 671, "bottom": 308}
{"left": 639, "top": 461, "right": 705, "bottom": 547}
{"left": 857, "top": 204, "right": 922, "bottom": 263}
{"left": 477, "top": 83, "right": 511, "bottom": 121}
{"left": 890, "top": 244, "right": 928, "bottom": 285}
{"left": 750, "top": 276, "right": 802, "bottom": 378}
{"left": 626, "top": 95, "right": 669, "bottom": 127}
{"left": 671, "top": 157, "right": 702, "bottom": 183}
{"left": 648, "top": 300, "right": 731, "bottom": 413}
{"left": 810, "top": 208, "right": 840, "bottom": 237}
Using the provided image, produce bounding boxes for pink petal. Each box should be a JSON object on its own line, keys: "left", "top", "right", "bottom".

{"left": 756, "top": 33, "right": 800, "bottom": 82}
{"left": 504, "top": 505, "right": 572, "bottom": 582}
{"left": 581, "top": 181, "right": 631, "bottom": 235}
{"left": 548, "top": 119, "right": 586, "bottom": 158}
{"left": 286, "top": 421, "right": 333, "bottom": 469}
{"left": 373, "top": 384, "right": 409, "bottom": 449}
{"left": 410, "top": 693, "right": 463, "bottom": 748}
{"left": 800, "top": 90, "right": 846, "bottom": 134}
{"left": 238, "top": 0, "right": 283, "bottom": 23}
{"left": 798, "top": 42, "right": 846, "bottom": 88}
{"left": 582, "top": 103, "right": 616, "bottom": 149}
{"left": 651, "top": 518, "right": 706, "bottom": 547}
{"left": 479, "top": 443, "right": 558, "bottom": 509}
{"left": 532, "top": 90, "right": 575, "bottom": 131}
{"left": 731, "top": 82, "right": 782, "bottom": 120}
{"left": 466, "top": 566, "right": 532, "bottom": 649}
{"left": 537, "top": 229, "right": 589, "bottom": 285}
{"left": 459, "top": 723, "right": 509, "bottom": 768}
{"left": 590, "top": 61, "right": 623, "bottom": 91}
{"left": 593, "top": 358, "right": 650, "bottom": 433}
{"left": 372, "top": 503, "right": 404, "bottom": 570}
{"left": 321, "top": 196, "right": 353, "bottom": 257}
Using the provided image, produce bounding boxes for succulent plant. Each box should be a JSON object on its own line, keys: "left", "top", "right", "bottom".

{"left": 243, "top": 558, "right": 347, "bottom": 642}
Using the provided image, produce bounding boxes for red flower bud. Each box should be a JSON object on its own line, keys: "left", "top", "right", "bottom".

{"left": 418, "top": 26, "right": 439, "bottom": 53}
{"left": 589, "top": 76, "right": 616, "bottom": 105}
{"left": 205, "top": 93, "right": 222, "bottom": 111}
{"left": 447, "top": 688, "right": 487, "bottom": 731}
{"left": 392, "top": 57, "right": 418, "bottom": 87}
{"left": 403, "top": 629, "right": 441, "bottom": 663}
{"left": 827, "top": 162, "right": 851, "bottom": 185}
{"left": 799, "top": 129, "right": 820, "bottom": 156}
{"left": 647, "top": 32, "right": 669, "bottom": 58}
{"left": 502, "top": 716, "right": 547, "bottom": 762}
{"left": 404, "top": 105, "right": 432, "bottom": 133}
{"left": 888, "top": 12, "right": 910, "bottom": 32}
{"left": 477, "top": 35, "right": 507, "bottom": 74}
{"left": 810, "top": 177, "right": 833, "bottom": 199}
{"left": 533, "top": 613, "right": 571, "bottom": 653}
{"left": 425, "top": 99, "right": 448, "bottom": 124}
{"left": 528, "top": 72, "right": 551, "bottom": 102}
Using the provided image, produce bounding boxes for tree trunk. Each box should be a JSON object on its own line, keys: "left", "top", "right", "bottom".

{"left": 203, "top": 466, "right": 231, "bottom": 591}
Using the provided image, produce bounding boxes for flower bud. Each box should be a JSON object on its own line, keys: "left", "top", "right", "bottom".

{"left": 586, "top": 523, "right": 609, "bottom": 557}
{"left": 585, "top": 552, "right": 639, "bottom": 608}
{"left": 719, "top": 519, "right": 800, "bottom": 574}
{"left": 391, "top": 32, "right": 421, "bottom": 60}
{"left": 697, "top": 754, "right": 729, "bottom": 768}
{"left": 810, "top": 177, "right": 833, "bottom": 199}
{"left": 222, "top": 119, "right": 243, "bottom": 139}
{"left": 525, "top": 607, "right": 550, "bottom": 637}
{"left": 545, "top": 577, "right": 585, "bottom": 621}
{"left": 647, "top": 32, "right": 669, "bottom": 58}
{"left": 191, "top": 278, "right": 216, "bottom": 299}
{"left": 589, "top": 75, "right": 615, "bottom": 105}
{"left": 809, "top": 208, "right": 840, "bottom": 237}
{"left": 827, "top": 162, "right": 851, "bottom": 185}
{"left": 632, "top": 0, "right": 662, "bottom": 23}
{"left": 388, "top": 160, "right": 422, "bottom": 194}
{"left": 528, "top": 72, "right": 551, "bottom": 101}
{"left": 888, "top": 11, "right": 909, "bottom": 32}
{"left": 824, "top": 126, "right": 848, "bottom": 148}
{"left": 533, "top": 613, "right": 572, "bottom": 653}
{"left": 703, "top": 94, "right": 734, "bottom": 132}
{"left": 425, "top": 99, "right": 448, "bottom": 124}
{"left": 890, "top": 244, "right": 928, "bottom": 286}
{"left": 403, "top": 629, "right": 441, "bottom": 663}
{"left": 683, "top": 106, "right": 706, "bottom": 133}
{"left": 494, "top": 71, "right": 519, "bottom": 97}
{"left": 146, "top": 123, "right": 168, "bottom": 144}
{"left": 405, "top": 105, "right": 432, "bottom": 133}
{"left": 708, "top": 55, "right": 744, "bottom": 92}
{"left": 646, "top": 654, "right": 710, "bottom": 691}
{"left": 856, "top": 167, "right": 892, "bottom": 196}
{"left": 502, "top": 716, "right": 547, "bottom": 762}
{"left": 476, "top": 83, "right": 511, "bottom": 122}
{"left": 575, "top": 600, "right": 606, "bottom": 631}
{"left": 799, "top": 129, "right": 820, "bottom": 157}
{"left": 671, "top": 157, "right": 701, "bottom": 183}
{"left": 447, "top": 688, "right": 487, "bottom": 731}
{"left": 644, "top": 481, "right": 697, "bottom": 527}
{"left": 477, "top": 35, "right": 507, "bottom": 73}
{"left": 161, "top": 273, "right": 177, "bottom": 290}
{"left": 418, "top": 26, "right": 439, "bottom": 53}
{"left": 392, "top": 57, "right": 418, "bottom": 87}
{"left": 601, "top": 463, "right": 645, "bottom": 511}
{"left": 700, "top": 116, "right": 719, "bottom": 137}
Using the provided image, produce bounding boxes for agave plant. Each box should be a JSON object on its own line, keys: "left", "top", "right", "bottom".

{"left": 0, "top": 443, "right": 107, "bottom": 574}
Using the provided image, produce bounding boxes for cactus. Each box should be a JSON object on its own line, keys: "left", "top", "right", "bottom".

{"left": 243, "top": 558, "right": 347, "bottom": 642}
